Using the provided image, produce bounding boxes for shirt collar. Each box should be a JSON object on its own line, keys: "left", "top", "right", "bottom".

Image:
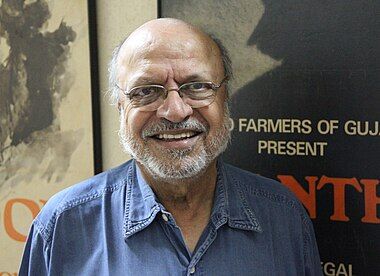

{"left": 123, "top": 159, "right": 262, "bottom": 239}
{"left": 211, "top": 160, "right": 262, "bottom": 232}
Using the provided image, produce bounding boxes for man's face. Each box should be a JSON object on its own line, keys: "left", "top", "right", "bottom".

{"left": 117, "top": 27, "right": 231, "bottom": 181}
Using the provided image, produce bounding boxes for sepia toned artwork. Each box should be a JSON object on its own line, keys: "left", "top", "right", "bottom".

{"left": 0, "top": 0, "right": 94, "bottom": 272}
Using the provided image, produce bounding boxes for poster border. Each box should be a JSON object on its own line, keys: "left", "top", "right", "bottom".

{"left": 87, "top": 0, "right": 103, "bottom": 174}
{"left": 157, "top": 0, "right": 162, "bottom": 18}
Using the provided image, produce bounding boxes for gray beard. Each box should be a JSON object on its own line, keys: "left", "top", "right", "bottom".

{"left": 118, "top": 105, "right": 231, "bottom": 181}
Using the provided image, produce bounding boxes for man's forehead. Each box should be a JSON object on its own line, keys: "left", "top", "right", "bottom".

{"left": 115, "top": 19, "right": 224, "bottom": 86}
{"left": 127, "top": 67, "right": 214, "bottom": 86}
{"left": 121, "top": 34, "right": 215, "bottom": 63}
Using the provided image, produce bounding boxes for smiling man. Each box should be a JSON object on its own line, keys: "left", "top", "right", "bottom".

{"left": 20, "top": 19, "right": 322, "bottom": 275}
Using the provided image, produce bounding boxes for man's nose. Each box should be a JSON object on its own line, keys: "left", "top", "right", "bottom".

{"left": 156, "top": 90, "right": 193, "bottom": 122}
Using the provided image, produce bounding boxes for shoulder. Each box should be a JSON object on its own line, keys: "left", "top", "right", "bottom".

{"left": 34, "top": 160, "right": 134, "bottom": 241}
{"left": 222, "top": 162, "right": 321, "bottom": 270}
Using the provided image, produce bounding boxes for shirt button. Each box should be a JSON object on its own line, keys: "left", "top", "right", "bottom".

{"left": 162, "top": 213, "right": 169, "bottom": 222}
{"left": 189, "top": 266, "right": 196, "bottom": 274}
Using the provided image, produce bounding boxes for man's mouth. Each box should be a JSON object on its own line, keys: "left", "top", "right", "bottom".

{"left": 151, "top": 131, "right": 201, "bottom": 141}
{"left": 142, "top": 119, "right": 207, "bottom": 149}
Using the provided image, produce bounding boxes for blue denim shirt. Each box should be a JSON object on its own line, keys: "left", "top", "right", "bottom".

{"left": 20, "top": 160, "right": 322, "bottom": 275}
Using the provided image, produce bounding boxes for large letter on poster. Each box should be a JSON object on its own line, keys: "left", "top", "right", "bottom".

{"left": 4, "top": 199, "right": 43, "bottom": 242}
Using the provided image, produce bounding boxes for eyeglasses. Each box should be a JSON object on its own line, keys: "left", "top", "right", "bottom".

{"left": 116, "top": 76, "right": 228, "bottom": 111}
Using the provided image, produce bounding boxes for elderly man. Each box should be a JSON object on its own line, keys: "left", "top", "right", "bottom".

{"left": 20, "top": 19, "right": 322, "bottom": 275}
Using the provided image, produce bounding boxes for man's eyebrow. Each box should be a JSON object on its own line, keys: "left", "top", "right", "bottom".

{"left": 128, "top": 73, "right": 209, "bottom": 88}
{"left": 129, "top": 76, "right": 158, "bottom": 87}
{"left": 181, "top": 74, "right": 208, "bottom": 83}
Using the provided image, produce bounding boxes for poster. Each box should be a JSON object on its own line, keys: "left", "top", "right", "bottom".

{"left": 0, "top": 0, "right": 95, "bottom": 273}
{"left": 161, "top": 0, "right": 379, "bottom": 275}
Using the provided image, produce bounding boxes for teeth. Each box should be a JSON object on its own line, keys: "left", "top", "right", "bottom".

{"left": 157, "top": 132, "right": 195, "bottom": 140}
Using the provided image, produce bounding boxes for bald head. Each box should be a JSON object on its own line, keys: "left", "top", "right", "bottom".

{"left": 120, "top": 19, "right": 219, "bottom": 59}
{"left": 108, "top": 18, "right": 232, "bottom": 105}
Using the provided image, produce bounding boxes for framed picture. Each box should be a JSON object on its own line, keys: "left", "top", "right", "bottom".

{"left": 159, "top": 0, "right": 379, "bottom": 274}
{"left": 0, "top": 0, "right": 101, "bottom": 272}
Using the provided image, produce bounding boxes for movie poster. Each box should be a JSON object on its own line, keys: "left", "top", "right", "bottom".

{"left": 0, "top": 0, "right": 94, "bottom": 273}
{"left": 161, "top": 0, "right": 379, "bottom": 274}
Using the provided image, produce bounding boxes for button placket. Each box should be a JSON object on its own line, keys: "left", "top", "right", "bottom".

{"left": 188, "top": 225, "right": 219, "bottom": 275}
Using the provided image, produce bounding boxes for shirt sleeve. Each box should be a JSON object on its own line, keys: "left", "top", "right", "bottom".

{"left": 19, "top": 220, "right": 50, "bottom": 276}
{"left": 303, "top": 217, "right": 323, "bottom": 276}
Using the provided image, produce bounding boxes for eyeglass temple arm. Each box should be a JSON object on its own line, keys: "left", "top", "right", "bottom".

{"left": 212, "top": 76, "right": 229, "bottom": 89}
{"left": 115, "top": 83, "right": 126, "bottom": 92}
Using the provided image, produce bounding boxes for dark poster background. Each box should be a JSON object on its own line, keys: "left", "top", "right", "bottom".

{"left": 161, "top": 0, "right": 380, "bottom": 275}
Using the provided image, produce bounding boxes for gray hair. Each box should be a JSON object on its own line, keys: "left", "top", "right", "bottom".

{"left": 107, "top": 33, "right": 233, "bottom": 105}
{"left": 107, "top": 43, "right": 124, "bottom": 105}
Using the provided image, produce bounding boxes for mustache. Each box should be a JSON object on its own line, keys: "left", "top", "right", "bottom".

{"left": 142, "top": 118, "right": 208, "bottom": 139}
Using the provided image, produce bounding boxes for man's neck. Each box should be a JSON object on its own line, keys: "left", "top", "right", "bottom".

{"left": 137, "top": 161, "right": 218, "bottom": 252}
{"left": 137, "top": 160, "right": 218, "bottom": 214}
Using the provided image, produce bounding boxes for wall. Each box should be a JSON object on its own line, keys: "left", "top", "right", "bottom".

{"left": 96, "top": 0, "right": 157, "bottom": 170}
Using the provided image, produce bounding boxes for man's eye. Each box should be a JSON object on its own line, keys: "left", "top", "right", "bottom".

{"left": 140, "top": 87, "right": 160, "bottom": 96}
{"left": 187, "top": 83, "right": 210, "bottom": 91}
{"left": 131, "top": 86, "right": 161, "bottom": 97}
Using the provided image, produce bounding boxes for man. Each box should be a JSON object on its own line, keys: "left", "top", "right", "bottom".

{"left": 20, "top": 18, "right": 322, "bottom": 275}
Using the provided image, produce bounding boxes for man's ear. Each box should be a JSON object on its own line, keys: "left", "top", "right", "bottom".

{"left": 117, "top": 97, "right": 126, "bottom": 113}
{"left": 117, "top": 91, "right": 128, "bottom": 112}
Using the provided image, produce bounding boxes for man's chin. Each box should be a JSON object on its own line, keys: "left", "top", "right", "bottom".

{"left": 137, "top": 149, "right": 210, "bottom": 181}
{"left": 143, "top": 138, "right": 201, "bottom": 159}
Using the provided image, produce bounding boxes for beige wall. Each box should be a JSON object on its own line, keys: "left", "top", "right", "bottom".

{"left": 96, "top": 0, "right": 157, "bottom": 170}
